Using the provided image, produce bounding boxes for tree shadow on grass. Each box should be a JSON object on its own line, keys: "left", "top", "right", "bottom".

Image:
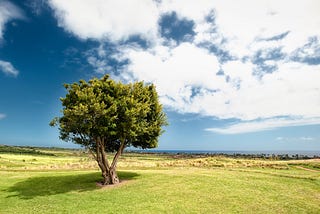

{"left": 5, "top": 171, "right": 139, "bottom": 199}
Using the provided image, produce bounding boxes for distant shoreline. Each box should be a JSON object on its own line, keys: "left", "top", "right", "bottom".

{"left": 128, "top": 149, "right": 320, "bottom": 158}
{"left": 1, "top": 144, "right": 319, "bottom": 158}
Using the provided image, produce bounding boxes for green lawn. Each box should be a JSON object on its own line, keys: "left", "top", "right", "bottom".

{"left": 0, "top": 149, "right": 319, "bottom": 213}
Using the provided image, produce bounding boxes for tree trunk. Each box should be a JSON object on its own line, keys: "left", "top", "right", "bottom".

{"left": 99, "top": 162, "right": 119, "bottom": 185}
{"left": 100, "top": 166, "right": 119, "bottom": 185}
{"left": 107, "top": 166, "right": 119, "bottom": 184}
{"left": 93, "top": 137, "right": 125, "bottom": 185}
{"left": 101, "top": 169, "right": 109, "bottom": 185}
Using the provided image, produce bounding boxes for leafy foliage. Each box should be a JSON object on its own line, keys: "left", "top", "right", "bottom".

{"left": 50, "top": 75, "right": 167, "bottom": 184}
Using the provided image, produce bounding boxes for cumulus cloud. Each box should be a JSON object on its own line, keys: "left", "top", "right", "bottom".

{"left": 48, "top": 0, "right": 159, "bottom": 42}
{"left": 159, "top": 0, "right": 215, "bottom": 22}
{"left": 49, "top": 0, "right": 320, "bottom": 133}
{"left": 0, "top": 0, "right": 24, "bottom": 40}
{"left": 211, "top": 0, "right": 320, "bottom": 57}
{"left": 0, "top": 60, "right": 19, "bottom": 76}
{"left": 121, "top": 50, "right": 320, "bottom": 121}
{"left": 120, "top": 42, "right": 221, "bottom": 100}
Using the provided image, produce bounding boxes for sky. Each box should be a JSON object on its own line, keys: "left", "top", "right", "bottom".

{"left": 0, "top": 0, "right": 320, "bottom": 152}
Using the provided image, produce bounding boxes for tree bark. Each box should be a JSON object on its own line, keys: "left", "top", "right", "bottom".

{"left": 104, "top": 137, "right": 126, "bottom": 185}
{"left": 96, "top": 137, "right": 110, "bottom": 185}
{"left": 94, "top": 137, "right": 123, "bottom": 185}
{"left": 107, "top": 166, "right": 119, "bottom": 184}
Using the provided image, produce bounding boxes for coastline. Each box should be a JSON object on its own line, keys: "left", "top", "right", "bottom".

{"left": 128, "top": 149, "right": 320, "bottom": 158}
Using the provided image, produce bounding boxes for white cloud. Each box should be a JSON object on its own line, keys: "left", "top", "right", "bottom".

{"left": 300, "top": 137, "right": 314, "bottom": 141}
{"left": 27, "top": 0, "right": 47, "bottom": 16}
{"left": 0, "top": 114, "right": 6, "bottom": 120}
{"left": 129, "top": 1, "right": 320, "bottom": 131}
{"left": 206, "top": 117, "right": 320, "bottom": 134}
{"left": 276, "top": 137, "right": 284, "bottom": 141}
{"left": 48, "top": 0, "right": 160, "bottom": 42}
{"left": 212, "top": 0, "right": 320, "bottom": 57}
{"left": 159, "top": 0, "right": 320, "bottom": 57}
{"left": 0, "top": 0, "right": 24, "bottom": 40}
{"left": 219, "top": 61, "right": 320, "bottom": 120}
{"left": 49, "top": 0, "right": 320, "bottom": 133}
{"left": 159, "top": 0, "right": 215, "bottom": 22}
{"left": 0, "top": 1, "right": 23, "bottom": 77}
{"left": 276, "top": 136, "right": 315, "bottom": 142}
{"left": 119, "top": 42, "right": 224, "bottom": 113}
{"left": 0, "top": 60, "right": 19, "bottom": 76}
{"left": 87, "top": 56, "right": 110, "bottom": 74}
{"left": 120, "top": 50, "right": 320, "bottom": 121}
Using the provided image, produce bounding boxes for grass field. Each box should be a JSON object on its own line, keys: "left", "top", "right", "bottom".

{"left": 0, "top": 146, "right": 319, "bottom": 213}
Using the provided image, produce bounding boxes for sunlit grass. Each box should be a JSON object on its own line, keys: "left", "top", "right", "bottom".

{"left": 1, "top": 168, "right": 319, "bottom": 213}
{"left": 0, "top": 148, "right": 319, "bottom": 213}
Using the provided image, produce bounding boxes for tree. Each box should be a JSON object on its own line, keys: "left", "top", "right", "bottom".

{"left": 50, "top": 75, "right": 167, "bottom": 185}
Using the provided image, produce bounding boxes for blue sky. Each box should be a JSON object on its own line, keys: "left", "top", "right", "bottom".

{"left": 0, "top": 0, "right": 320, "bottom": 151}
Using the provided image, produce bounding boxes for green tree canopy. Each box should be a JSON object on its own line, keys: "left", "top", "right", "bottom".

{"left": 50, "top": 75, "right": 167, "bottom": 185}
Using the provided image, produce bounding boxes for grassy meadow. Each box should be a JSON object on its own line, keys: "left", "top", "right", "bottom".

{"left": 0, "top": 145, "right": 319, "bottom": 213}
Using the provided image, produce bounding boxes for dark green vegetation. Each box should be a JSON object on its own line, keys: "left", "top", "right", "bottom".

{"left": 51, "top": 75, "right": 167, "bottom": 184}
{"left": 0, "top": 146, "right": 319, "bottom": 213}
{"left": 0, "top": 145, "right": 56, "bottom": 156}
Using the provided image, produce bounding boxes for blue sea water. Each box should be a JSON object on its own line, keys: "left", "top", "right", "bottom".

{"left": 129, "top": 149, "right": 320, "bottom": 157}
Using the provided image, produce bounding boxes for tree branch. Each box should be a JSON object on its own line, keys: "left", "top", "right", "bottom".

{"left": 87, "top": 147, "right": 97, "bottom": 162}
{"left": 95, "top": 141, "right": 105, "bottom": 171}
{"left": 111, "top": 137, "right": 126, "bottom": 169}
{"left": 99, "top": 137, "right": 110, "bottom": 169}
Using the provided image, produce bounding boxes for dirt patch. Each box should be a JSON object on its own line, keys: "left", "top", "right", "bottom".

{"left": 96, "top": 179, "right": 131, "bottom": 189}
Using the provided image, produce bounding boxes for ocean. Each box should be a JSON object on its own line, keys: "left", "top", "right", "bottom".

{"left": 128, "top": 149, "right": 320, "bottom": 157}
